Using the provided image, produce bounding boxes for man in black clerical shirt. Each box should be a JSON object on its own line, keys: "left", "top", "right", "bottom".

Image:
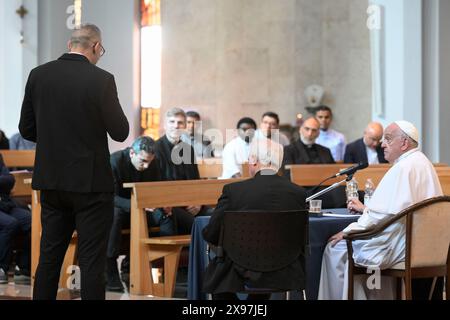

{"left": 155, "top": 107, "right": 210, "bottom": 235}
{"left": 283, "top": 117, "right": 335, "bottom": 167}
{"left": 107, "top": 136, "right": 173, "bottom": 292}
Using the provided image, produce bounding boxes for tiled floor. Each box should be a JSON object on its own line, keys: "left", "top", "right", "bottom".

{"left": 0, "top": 281, "right": 184, "bottom": 300}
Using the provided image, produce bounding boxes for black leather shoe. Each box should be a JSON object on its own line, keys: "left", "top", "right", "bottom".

{"left": 105, "top": 258, "right": 124, "bottom": 293}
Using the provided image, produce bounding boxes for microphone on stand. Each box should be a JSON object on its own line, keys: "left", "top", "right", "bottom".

{"left": 333, "top": 162, "right": 369, "bottom": 178}
{"left": 306, "top": 162, "right": 370, "bottom": 203}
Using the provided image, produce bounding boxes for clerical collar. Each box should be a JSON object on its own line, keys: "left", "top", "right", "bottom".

{"left": 255, "top": 169, "right": 277, "bottom": 176}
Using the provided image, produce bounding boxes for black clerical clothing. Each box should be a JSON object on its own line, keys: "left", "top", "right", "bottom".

{"left": 283, "top": 140, "right": 335, "bottom": 166}
{"left": 343, "top": 138, "right": 387, "bottom": 164}
{"left": 19, "top": 53, "right": 129, "bottom": 300}
{"left": 107, "top": 148, "right": 172, "bottom": 259}
{"left": 110, "top": 148, "right": 161, "bottom": 211}
{"left": 202, "top": 171, "right": 307, "bottom": 295}
{"left": 154, "top": 135, "right": 204, "bottom": 234}
{"left": 155, "top": 135, "right": 199, "bottom": 181}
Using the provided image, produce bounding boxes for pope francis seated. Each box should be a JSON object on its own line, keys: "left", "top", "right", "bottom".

{"left": 318, "top": 120, "right": 443, "bottom": 300}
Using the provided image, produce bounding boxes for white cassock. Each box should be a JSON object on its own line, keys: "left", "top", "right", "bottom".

{"left": 220, "top": 137, "right": 251, "bottom": 179}
{"left": 318, "top": 148, "right": 443, "bottom": 300}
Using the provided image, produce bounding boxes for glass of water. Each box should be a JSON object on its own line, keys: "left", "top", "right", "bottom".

{"left": 309, "top": 199, "right": 322, "bottom": 214}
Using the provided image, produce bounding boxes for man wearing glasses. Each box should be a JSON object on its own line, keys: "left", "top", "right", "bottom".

{"left": 319, "top": 121, "right": 443, "bottom": 299}
{"left": 343, "top": 122, "right": 388, "bottom": 164}
{"left": 19, "top": 23, "right": 129, "bottom": 300}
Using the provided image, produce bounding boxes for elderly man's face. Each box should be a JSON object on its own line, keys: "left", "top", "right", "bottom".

{"left": 363, "top": 128, "right": 383, "bottom": 149}
{"left": 300, "top": 119, "right": 320, "bottom": 145}
{"left": 381, "top": 124, "right": 408, "bottom": 163}
{"left": 165, "top": 115, "right": 186, "bottom": 141}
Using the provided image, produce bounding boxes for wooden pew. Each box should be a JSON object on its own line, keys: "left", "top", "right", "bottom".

{"left": 123, "top": 178, "right": 243, "bottom": 297}
{"left": 288, "top": 164, "right": 450, "bottom": 195}
{"left": 0, "top": 150, "right": 35, "bottom": 168}
{"left": 198, "top": 159, "right": 250, "bottom": 179}
{"left": 10, "top": 171, "right": 33, "bottom": 202}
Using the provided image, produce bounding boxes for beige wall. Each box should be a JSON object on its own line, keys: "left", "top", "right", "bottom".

{"left": 161, "top": 0, "right": 371, "bottom": 144}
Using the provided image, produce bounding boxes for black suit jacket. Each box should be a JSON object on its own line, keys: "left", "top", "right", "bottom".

{"left": 283, "top": 140, "right": 335, "bottom": 166}
{"left": 19, "top": 53, "right": 129, "bottom": 192}
{"left": 202, "top": 171, "right": 307, "bottom": 294}
{"left": 343, "top": 138, "right": 387, "bottom": 164}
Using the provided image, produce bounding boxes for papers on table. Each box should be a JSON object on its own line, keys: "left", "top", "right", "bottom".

{"left": 321, "top": 212, "right": 361, "bottom": 218}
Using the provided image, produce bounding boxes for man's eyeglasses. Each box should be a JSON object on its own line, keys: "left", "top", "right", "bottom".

{"left": 92, "top": 42, "right": 106, "bottom": 57}
{"left": 383, "top": 134, "right": 406, "bottom": 145}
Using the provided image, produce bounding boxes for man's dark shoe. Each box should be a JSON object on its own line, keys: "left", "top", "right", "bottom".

{"left": 105, "top": 258, "right": 124, "bottom": 293}
{"left": 13, "top": 266, "right": 31, "bottom": 285}
{"left": 0, "top": 268, "right": 8, "bottom": 284}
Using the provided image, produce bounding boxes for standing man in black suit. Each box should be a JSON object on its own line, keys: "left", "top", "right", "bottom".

{"left": 343, "top": 122, "right": 387, "bottom": 164}
{"left": 203, "top": 139, "right": 307, "bottom": 300}
{"left": 19, "top": 24, "right": 129, "bottom": 300}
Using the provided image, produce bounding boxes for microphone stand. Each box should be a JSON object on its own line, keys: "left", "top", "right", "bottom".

{"left": 306, "top": 174, "right": 354, "bottom": 203}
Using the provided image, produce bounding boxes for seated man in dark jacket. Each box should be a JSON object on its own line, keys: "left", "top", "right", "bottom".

{"left": 283, "top": 117, "right": 335, "bottom": 167}
{"left": 106, "top": 136, "right": 173, "bottom": 292}
{"left": 344, "top": 122, "right": 387, "bottom": 164}
{"left": 0, "top": 154, "right": 31, "bottom": 284}
{"left": 155, "top": 107, "right": 209, "bottom": 235}
{"left": 203, "top": 138, "right": 307, "bottom": 300}
{"left": 282, "top": 117, "right": 343, "bottom": 208}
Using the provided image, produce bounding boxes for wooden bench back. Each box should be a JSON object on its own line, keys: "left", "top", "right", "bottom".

{"left": 0, "top": 150, "right": 35, "bottom": 168}
{"left": 124, "top": 178, "right": 244, "bottom": 208}
{"left": 10, "top": 171, "right": 33, "bottom": 198}
{"left": 197, "top": 160, "right": 250, "bottom": 179}
{"left": 288, "top": 163, "right": 450, "bottom": 195}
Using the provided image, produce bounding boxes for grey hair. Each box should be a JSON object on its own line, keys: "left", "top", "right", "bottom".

{"left": 401, "top": 133, "right": 419, "bottom": 148}
{"left": 248, "top": 138, "right": 284, "bottom": 171}
{"left": 69, "top": 23, "right": 102, "bottom": 49}
{"left": 165, "top": 107, "right": 186, "bottom": 120}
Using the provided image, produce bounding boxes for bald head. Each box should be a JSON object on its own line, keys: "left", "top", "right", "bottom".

{"left": 300, "top": 117, "right": 320, "bottom": 145}
{"left": 363, "top": 122, "right": 384, "bottom": 149}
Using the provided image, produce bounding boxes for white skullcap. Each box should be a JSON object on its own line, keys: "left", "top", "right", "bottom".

{"left": 395, "top": 120, "right": 419, "bottom": 143}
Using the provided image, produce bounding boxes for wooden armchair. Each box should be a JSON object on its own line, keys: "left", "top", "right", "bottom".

{"left": 344, "top": 196, "right": 450, "bottom": 300}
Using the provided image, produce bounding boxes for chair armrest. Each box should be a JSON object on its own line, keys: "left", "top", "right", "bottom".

{"left": 343, "top": 210, "right": 408, "bottom": 241}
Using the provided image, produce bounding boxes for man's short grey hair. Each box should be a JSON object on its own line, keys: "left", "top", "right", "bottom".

{"left": 401, "top": 133, "right": 419, "bottom": 148}
{"left": 248, "top": 138, "right": 284, "bottom": 172}
{"left": 69, "top": 23, "right": 102, "bottom": 49}
{"left": 165, "top": 107, "right": 186, "bottom": 120}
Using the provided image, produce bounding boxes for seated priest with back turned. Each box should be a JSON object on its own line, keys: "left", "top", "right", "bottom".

{"left": 318, "top": 121, "right": 443, "bottom": 300}
{"left": 202, "top": 138, "right": 307, "bottom": 300}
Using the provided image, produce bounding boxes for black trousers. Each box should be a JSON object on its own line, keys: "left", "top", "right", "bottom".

{"left": 33, "top": 190, "right": 113, "bottom": 300}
